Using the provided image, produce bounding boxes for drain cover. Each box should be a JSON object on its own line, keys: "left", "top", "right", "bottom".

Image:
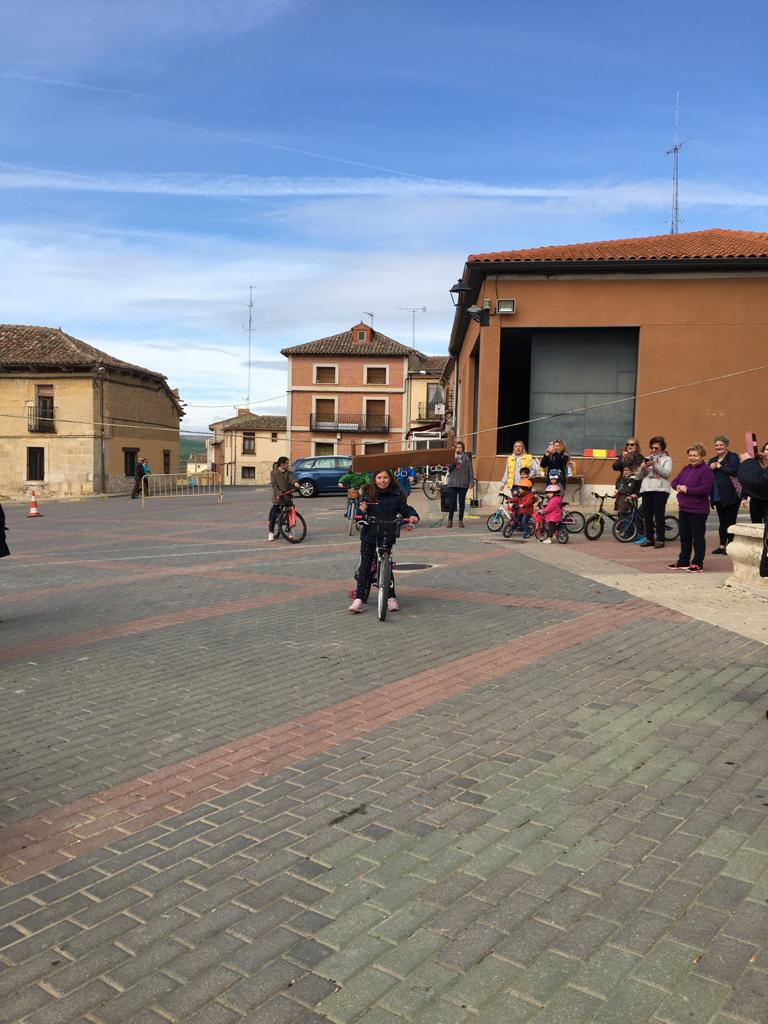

{"left": 395, "top": 563, "right": 433, "bottom": 571}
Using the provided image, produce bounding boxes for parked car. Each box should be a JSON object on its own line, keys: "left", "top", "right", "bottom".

{"left": 291, "top": 456, "right": 352, "bottom": 497}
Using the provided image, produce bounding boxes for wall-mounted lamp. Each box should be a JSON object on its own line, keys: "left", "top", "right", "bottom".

{"left": 449, "top": 279, "right": 473, "bottom": 308}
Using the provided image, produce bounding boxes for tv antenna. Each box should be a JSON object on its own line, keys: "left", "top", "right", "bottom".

{"left": 397, "top": 305, "right": 427, "bottom": 348}
{"left": 666, "top": 92, "right": 688, "bottom": 234}
{"left": 363, "top": 311, "right": 374, "bottom": 328}
{"left": 242, "top": 285, "right": 254, "bottom": 406}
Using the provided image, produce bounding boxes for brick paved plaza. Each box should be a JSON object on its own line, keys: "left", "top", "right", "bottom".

{"left": 0, "top": 489, "right": 766, "bottom": 1024}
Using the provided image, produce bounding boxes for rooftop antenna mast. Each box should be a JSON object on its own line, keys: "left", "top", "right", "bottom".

{"left": 245, "top": 285, "right": 254, "bottom": 406}
{"left": 397, "top": 305, "right": 427, "bottom": 348}
{"left": 363, "top": 312, "right": 374, "bottom": 328}
{"left": 666, "top": 92, "right": 687, "bottom": 234}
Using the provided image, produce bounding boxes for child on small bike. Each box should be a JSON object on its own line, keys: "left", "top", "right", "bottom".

{"left": 349, "top": 468, "right": 419, "bottom": 614}
{"left": 512, "top": 476, "right": 535, "bottom": 538}
{"left": 540, "top": 483, "right": 564, "bottom": 544}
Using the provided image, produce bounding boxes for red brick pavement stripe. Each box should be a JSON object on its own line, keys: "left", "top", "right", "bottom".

{"left": 0, "top": 598, "right": 672, "bottom": 885}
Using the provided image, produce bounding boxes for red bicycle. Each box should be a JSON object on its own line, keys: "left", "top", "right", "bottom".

{"left": 274, "top": 492, "right": 307, "bottom": 544}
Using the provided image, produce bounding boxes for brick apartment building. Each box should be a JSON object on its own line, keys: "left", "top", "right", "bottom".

{"left": 282, "top": 322, "right": 413, "bottom": 461}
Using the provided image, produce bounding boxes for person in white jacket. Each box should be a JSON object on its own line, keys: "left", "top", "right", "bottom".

{"left": 637, "top": 436, "right": 673, "bottom": 548}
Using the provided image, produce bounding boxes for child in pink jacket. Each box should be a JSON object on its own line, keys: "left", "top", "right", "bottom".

{"left": 540, "top": 483, "right": 563, "bottom": 543}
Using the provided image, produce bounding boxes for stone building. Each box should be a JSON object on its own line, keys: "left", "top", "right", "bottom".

{"left": 0, "top": 325, "right": 183, "bottom": 499}
{"left": 207, "top": 411, "right": 288, "bottom": 485}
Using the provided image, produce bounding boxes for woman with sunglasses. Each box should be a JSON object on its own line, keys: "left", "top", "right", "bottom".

{"left": 444, "top": 441, "right": 474, "bottom": 528}
{"left": 637, "top": 436, "right": 673, "bottom": 548}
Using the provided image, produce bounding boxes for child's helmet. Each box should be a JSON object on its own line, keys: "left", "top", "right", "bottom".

{"left": 517, "top": 479, "right": 533, "bottom": 488}
{"left": 545, "top": 483, "right": 561, "bottom": 493}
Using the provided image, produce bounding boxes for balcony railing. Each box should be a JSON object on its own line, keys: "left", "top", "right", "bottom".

{"left": 310, "top": 414, "right": 390, "bottom": 433}
{"left": 416, "top": 403, "right": 444, "bottom": 420}
{"left": 27, "top": 408, "right": 56, "bottom": 433}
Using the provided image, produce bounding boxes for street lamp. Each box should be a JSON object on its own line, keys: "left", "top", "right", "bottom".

{"left": 449, "top": 279, "right": 473, "bottom": 308}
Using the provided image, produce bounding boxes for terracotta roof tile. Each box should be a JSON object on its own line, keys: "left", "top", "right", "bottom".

{"left": 0, "top": 324, "right": 164, "bottom": 378}
{"left": 209, "top": 414, "right": 287, "bottom": 432}
{"left": 468, "top": 228, "right": 768, "bottom": 264}
{"left": 281, "top": 326, "right": 412, "bottom": 357}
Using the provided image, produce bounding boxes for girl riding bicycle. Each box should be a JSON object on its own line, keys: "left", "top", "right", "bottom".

{"left": 349, "top": 469, "right": 419, "bottom": 614}
{"left": 268, "top": 456, "right": 297, "bottom": 541}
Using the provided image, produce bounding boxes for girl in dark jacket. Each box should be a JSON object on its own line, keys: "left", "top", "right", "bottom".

{"left": 349, "top": 469, "right": 419, "bottom": 613}
{"left": 708, "top": 435, "right": 741, "bottom": 553}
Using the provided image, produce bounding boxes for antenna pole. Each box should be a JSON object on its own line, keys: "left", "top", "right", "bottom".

{"left": 397, "top": 305, "right": 427, "bottom": 348}
{"left": 247, "top": 285, "right": 253, "bottom": 406}
{"left": 666, "top": 92, "right": 686, "bottom": 234}
{"left": 363, "top": 312, "right": 374, "bottom": 328}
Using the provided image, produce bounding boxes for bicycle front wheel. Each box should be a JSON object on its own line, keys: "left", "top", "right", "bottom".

{"left": 664, "top": 515, "right": 680, "bottom": 541}
{"left": 612, "top": 516, "right": 638, "bottom": 543}
{"left": 377, "top": 556, "right": 392, "bottom": 621}
{"left": 502, "top": 522, "right": 514, "bottom": 539}
{"left": 555, "top": 524, "right": 569, "bottom": 544}
{"left": 280, "top": 510, "right": 306, "bottom": 544}
{"left": 423, "top": 477, "right": 441, "bottom": 500}
{"left": 584, "top": 515, "right": 604, "bottom": 541}
{"left": 486, "top": 511, "right": 504, "bottom": 532}
{"left": 564, "top": 510, "right": 585, "bottom": 534}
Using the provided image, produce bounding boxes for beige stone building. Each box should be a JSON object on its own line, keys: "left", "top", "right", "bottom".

{"left": 207, "top": 411, "right": 288, "bottom": 485}
{"left": 0, "top": 325, "right": 183, "bottom": 499}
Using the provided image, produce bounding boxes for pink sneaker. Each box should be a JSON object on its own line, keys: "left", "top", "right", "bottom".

{"left": 348, "top": 598, "right": 365, "bottom": 613}
{"left": 387, "top": 597, "right": 399, "bottom": 612}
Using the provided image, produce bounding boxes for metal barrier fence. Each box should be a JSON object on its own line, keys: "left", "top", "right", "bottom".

{"left": 141, "top": 472, "right": 223, "bottom": 505}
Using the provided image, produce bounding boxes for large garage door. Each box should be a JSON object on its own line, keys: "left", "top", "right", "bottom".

{"left": 528, "top": 328, "right": 638, "bottom": 455}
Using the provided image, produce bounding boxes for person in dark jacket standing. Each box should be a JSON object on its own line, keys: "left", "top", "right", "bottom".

{"left": 540, "top": 439, "right": 569, "bottom": 488}
{"left": 131, "top": 456, "right": 145, "bottom": 498}
{"left": 668, "top": 444, "right": 715, "bottom": 572}
{"left": 708, "top": 435, "right": 741, "bottom": 554}
{"left": 738, "top": 447, "right": 768, "bottom": 577}
{"left": 444, "top": 441, "right": 474, "bottom": 528}
{"left": 0, "top": 503, "right": 9, "bottom": 559}
{"left": 746, "top": 441, "right": 768, "bottom": 524}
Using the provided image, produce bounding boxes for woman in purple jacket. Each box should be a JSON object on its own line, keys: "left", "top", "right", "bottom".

{"left": 668, "top": 444, "right": 715, "bottom": 573}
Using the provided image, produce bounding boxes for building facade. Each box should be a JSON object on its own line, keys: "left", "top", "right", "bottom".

{"left": 207, "top": 411, "right": 288, "bottom": 485}
{"left": 282, "top": 322, "right": 416, "bottom": 462}
{"left": 0, "top": 325, "right": 182, "bottom": 499}
{"left": 448, "top": 229, "right": 768, "bottom": 494}
{"left": 406, "top": 352, "right": 453, "bottom": 451}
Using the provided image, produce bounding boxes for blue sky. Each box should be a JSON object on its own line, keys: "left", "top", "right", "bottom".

{"left": 1, "top": 0, "right": 767, "bottom": 430}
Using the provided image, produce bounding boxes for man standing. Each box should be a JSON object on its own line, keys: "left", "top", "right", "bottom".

{"left": 738, "top": 447, "right": 768, "bottom": 577}
{"left": 131, "top": 457, "right": 145, "bottom": 499}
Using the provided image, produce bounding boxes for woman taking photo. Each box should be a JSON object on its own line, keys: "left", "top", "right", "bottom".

{"left": 540, "top": 440, "right": 569, "bottom": 488}
{"left": 445, "top": 441, "right": 474, "bottom": 528}
{"left": 637, "top": 436, "right": 673, "bottom": 548}
{"left": 707, "top": 435, "right": 741, "bottom": 554}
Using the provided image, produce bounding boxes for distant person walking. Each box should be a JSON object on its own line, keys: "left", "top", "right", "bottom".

{"left": 445, "top": 441, "right": 474, "bottom": 528}
{"left": 0, "top": 503, "right": 9, "bottom": 559}
{"left": 637, "top": 436, "right": 673, "bottom": 548}
{"left": 708, "top": 435, "right": 741, "bottom": 554}
{"left": 131, "top": 457, "right": 146, "bottom": 499}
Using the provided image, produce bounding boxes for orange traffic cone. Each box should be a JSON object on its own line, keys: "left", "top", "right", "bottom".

{"left": 27, "top": 489, "right": 43, "bottom": 518}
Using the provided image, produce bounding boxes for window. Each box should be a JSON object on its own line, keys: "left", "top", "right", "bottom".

{"left": 241, "top": 466, "right": 256, "bottom": 479}
{"left": 27, "top": 447, "right": 45, "bottom": 481}
{"left": 364, "top": 442, "right": 386, "bottom": 454}
{"left": 271, "top": 431, "right": 278, "bottom": 442}
{"left": 365, "top": 399, "right": 387, "bottom": 430}
{"left": 357, "top": 330, "right": 366, "bottom": 341}
{"left": 315, "top": 365, "right": 337, "bottom": 384}
{"left": 163, "top": 450, "right": 171, "bottom": 474}
{"left": 313, "top": 442, "right": 335, "bottom": 456}
{"left": 427, "top": 383, "right": 445, "bottom": 413}
{"left": 242, "top": 432, "right": 255, "bottom": 454}
{"left": 124, "top": 448, "right": 139, "bottom": 477}
{"left": 366, "top": 366, "right": 387, "bottom": 385}
{"left": 28, "top": 384, "right": 55, "bottom": 432}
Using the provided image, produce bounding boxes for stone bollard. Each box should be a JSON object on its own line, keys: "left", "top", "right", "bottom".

{"left": 725, "top": 523, "right": 768, "bottom": 595}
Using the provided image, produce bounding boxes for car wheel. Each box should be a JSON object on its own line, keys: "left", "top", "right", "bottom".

{"left": 298, "top": 480, "right": 317, "bottom": 498}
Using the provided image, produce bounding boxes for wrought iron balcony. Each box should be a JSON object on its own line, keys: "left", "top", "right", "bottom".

{"left": 310, "top": 414, "right": 390, "bottom": 433}
{"left": 416, "top": 403, "right": 445, "bottom": 420}
{"left": 27, "top": 408, "right": 56, "bottom": 433}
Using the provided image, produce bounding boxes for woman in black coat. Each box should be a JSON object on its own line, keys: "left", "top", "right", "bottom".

{"left": 0, "top": 504, "right": 9, "bottom": 559}
{"left": 738, "top": 452, "right": 768, "bottom": 577}
{"left": 708, "top": 435, "right": 741, "bottom": 554}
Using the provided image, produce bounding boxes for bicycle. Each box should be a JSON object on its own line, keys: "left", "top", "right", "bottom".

{"left": 487, "top": 493, "right": 515, "bottom": 532}
{"left": 529, "top": 503, "right": 570, "bottom": 544}
{"left": 344, "top": 490, "right": 361, "bottom": 536}
{"left": 421, "top": 465, "right": 447, "bottom": 500}
{"left": 351, "top": 514, "right": 407, "bottom": 621}
{"left": 274, "top": 492, "right": 307, "bottom": 544}
{"left": 612, "top": 501, "right": 680, "bottom": 543}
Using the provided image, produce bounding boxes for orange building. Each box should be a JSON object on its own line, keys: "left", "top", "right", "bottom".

{"left": 282, "top": 322, "right": 414, "bottom": 461}
{"left": 448, "top": 229, "right": 768, "bottom": 496}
